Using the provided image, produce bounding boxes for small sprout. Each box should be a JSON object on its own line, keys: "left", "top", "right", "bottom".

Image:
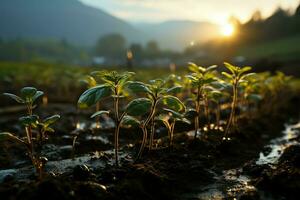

{"left": 126, "top": 78, "right": 185, "bottom": 159}
{"left": 3, "top": 86, "right": 44, "bottom": 115}
{"left": 186, "top": 63, "right": 218, "bottom": 139}
{"left": 78, "top": 71, "right": 135, "bottom": 167}
{"left": 157, "top": 108, "right": 190, "bottom": 149}
{"left": 222, "top": 62, "right": 255, "bottom": 137}
{"left": 2, "top": 87, "right": 60, "bottom": 179}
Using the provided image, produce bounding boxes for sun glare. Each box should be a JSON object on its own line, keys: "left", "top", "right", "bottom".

{"left": 220, "top": 23, "right": 235, "bottom": 37}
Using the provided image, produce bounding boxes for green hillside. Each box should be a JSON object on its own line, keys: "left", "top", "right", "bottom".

{"left": 239, "top": 34, "right": 300, "bottom": 61}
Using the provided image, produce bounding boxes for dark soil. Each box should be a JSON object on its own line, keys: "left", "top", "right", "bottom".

{"left": 0, "top": 94, "right": 300, "bottom": 200}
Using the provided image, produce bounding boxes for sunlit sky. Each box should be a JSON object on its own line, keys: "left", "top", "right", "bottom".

{"left": 80, "top": 0, "right": 299, "bottom": 24}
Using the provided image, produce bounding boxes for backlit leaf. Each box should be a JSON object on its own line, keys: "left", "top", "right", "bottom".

{"left": 121, "top": 115, "right": 140, "bottom": 127}
{"left": 21, "top": 87, "right": 37, "bottom": 100}
{"left": 126, "top": 98, "right": 152, "bottom": 116}
{"left": 127, "top": 81, "right": 151, "bottom": 94}
{"left": 43, "top": 115, "right": 60, "bottom": 126}
{"left": 78, "top": 85, "right": 111, "bottom": 108}
{"left": 32, "top": 91, "right": 44, "bottom": 102}
{"left": 91, "top": 110, "right": 109, "bottom": 118}
{"left": 161, "top": 95, "right": 185, "bottom": 112}
{"left": 3, "top": 93, "right": 24, "bottom": 103}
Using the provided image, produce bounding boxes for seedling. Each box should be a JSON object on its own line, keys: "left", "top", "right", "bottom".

{"left": 222, "top": 62, "right": 255, "bottom": 138}
{"left": 1, "top": 87, "right": 60, "bottom": 179}
{"left": 156, "top": 108, "right": 190, "bottom": 149}
{"left": 127, "top": 78, "right": 185, "bottom": 159}
{"left": 185, "top": 63, "right": 218, "bottom": 138}
{"left": 239, "top": 74, "right": 263, "bottom": 119}
{"left": 78, "top": 71, "right": 134, "bottom": 167}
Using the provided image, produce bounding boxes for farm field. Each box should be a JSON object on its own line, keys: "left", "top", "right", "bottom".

{"left": 1, "top": 62, "right": 300, "bottom": 200}
{"left": 2, "top": 1, "right": 300, "bottom": 200}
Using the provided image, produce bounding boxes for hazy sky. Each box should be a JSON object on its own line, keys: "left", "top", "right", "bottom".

{"left": 80, "top": 0, "right": 299, "bottom": 24}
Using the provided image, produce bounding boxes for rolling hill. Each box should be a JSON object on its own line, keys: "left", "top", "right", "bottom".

{"left": 0, "top": 0, "right": 143, "bottom": 46}
{"left": 0, "top": 0, "right": 220, "bottom": 50}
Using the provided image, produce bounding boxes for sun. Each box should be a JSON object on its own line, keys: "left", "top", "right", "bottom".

{"left": 220, "top": 23, "right": 235, "bottom": 37}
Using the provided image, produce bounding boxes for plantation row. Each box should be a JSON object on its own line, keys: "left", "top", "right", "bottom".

{"left": 0, "top": 62, "right": 292, "bottom": 179}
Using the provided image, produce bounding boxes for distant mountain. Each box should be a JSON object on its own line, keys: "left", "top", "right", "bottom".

{"left": 0, "top": 0, "right": 143, "bottom": 46}
{"left": 135, "top": 20, "right": 220, "bottom": 50}
{"left": 0, "top": 0, "right": 220, "bottom": 51}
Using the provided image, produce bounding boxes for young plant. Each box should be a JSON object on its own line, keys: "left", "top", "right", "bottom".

{"left": 240, "top": 75, "right": 263, "bottom": 119}
{"left": 185, "top": 63, "right": 218, "bottom": 138}
{"left": 1, "top": 87, "right": 60, "bottom": 179}
{"left": 156, "top": 108, "right": 190, "bottom": 149}
{"left": 78, "top": 71, "right": 134, "bottom": 167}
{"left": 127, "top": 78, "right": 185, "bottom": 159}
{"left": 222, "top": 62, "right": 255, "bottom": 138}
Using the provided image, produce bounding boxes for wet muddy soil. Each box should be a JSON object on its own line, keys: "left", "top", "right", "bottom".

{"left": 0, "top": 99, "right": 300, "bottom": 200}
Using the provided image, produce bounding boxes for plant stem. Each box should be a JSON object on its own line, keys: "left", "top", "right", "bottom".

{"left": 169, "top": 122, "right": 175, "bottom": 149}
{"left": 194, "top": 85, "right": 201, "bottom": 139}
{"left": 136, "top": 127, "right": 147, "bottom": 160}
{"left": 136, "top": 98, "right": 158, "bottom": 160}
{"left": 95, "top": 102, "right": 100, "bottom": 128}
{"left": 149, "top": 118, "right": 155, "bottom": 150}
{"left": 114, "top": 122, "right": 120, "bottom": 167}
{"left": 216, "top": 102, "right": 220, "bottom": 128}
{"left": 225, "top": 82, "right": 237, "bottom": 137}
{"left": 113, "top": 86, "right": 120, "bottom": 167}
{"left": 204, "top": 95, "right": 210, "bottom": 129}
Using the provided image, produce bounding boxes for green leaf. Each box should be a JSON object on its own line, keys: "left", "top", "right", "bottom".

{"left": 91, "top": 71, "right": 115, "bottom": 84}
{"left": 224, "top": 62, "right": 236, "bottom": 74}
{"left": 3, "top": 93, "right": 24, "bottom": 103}
{"left": 163, "top": 108, "right": 182, "bottom": 119}
{"left": 156, "top": 114, "right": 170, "bottom": 123}
{"left": 222, "top": 72, "right": 233, "bottom": 79}
{"left": 21, "top": 87, "right": 37, "bottom": 100}
{"left": 239, "top": 66, "right": 252, "bottom": 74}
{"left": 19, "top": 115, "right": 39, "bottom": 126}
{"left": 238, "top": 79, "right": 248, "bottom": 84}
{"left": 119, "top": 72, "right": 135, "bottom": 86}
{"left": 32, "top": 91, "right": 44, "bottom": 102}
{"left": 241, "top": 73, "right": 256, "bottom": 80}
{"left": 0, "top": 132, "right": 14, "bottom": 141}
{"left": 206, "top": 65, "right": 218, "bottom": 72}
{"left": 149, "top": 79, "right": 165, "bottom": 87}
{"left": 84, "top": 75, "right": 97, "bottom": 87}
{"left": 210, "top": 81, "right": 226, "bottom": 89}
{"left": 188, "top": 62, "right": 199, "bottom": 73}
{"left": 126, "top": 98, "right": 152, "bottom": 116}
{"left": 185, "top": 75, "right": 198, "bottom": 82}
{"left": 166, "top": 86, "right": 182, "bottom": 94}
{"left": 44, "top": 127, "right": 55, "bottom": 133}
{"left": 203, "top": 77, "right": 215, "bottom": 84}
{"left": 43, "top": 114, "right": 60, "bottom": 126}
{"left": 0, "top": 132, "right": 24, "bottom": 144}
{"left": 161, "top": 95, "right": 185, "bottom": 112}
{"left": 121, "top": 115, "right": 141, "bottom": 127}
{"left": 246, "top": 94, "right": 262, "bottom": 102}
{"left": 180, "top": 118, "right": 191, "bottom": 124}
{"left": 127, "top": 81, "right": 151, "bottom": 94}
{"left": 78, "top": 85, "right": 111, "bottom": 108}
{"left": 91, "top": 110, "right": 109, "bottom": 118}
